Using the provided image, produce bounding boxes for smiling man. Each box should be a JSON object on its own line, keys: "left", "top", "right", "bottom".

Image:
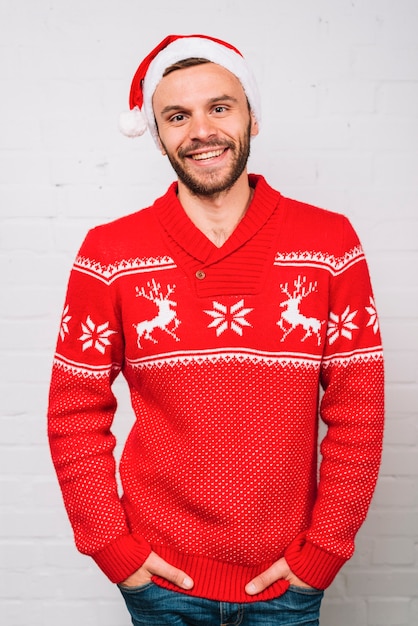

{"left": 154, "top": 62, "right": 256, "bottom": 196}
{"left": 48, "top": 35, "right": 384, "bottom": 626}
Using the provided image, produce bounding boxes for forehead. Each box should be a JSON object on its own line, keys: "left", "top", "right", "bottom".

{"left": 152, "top": 62, "right": 247, "bottom": 108}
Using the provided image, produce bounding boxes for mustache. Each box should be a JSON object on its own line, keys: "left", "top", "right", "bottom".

{"left": 178, "top": 139, "right": 234, "bottom": 157}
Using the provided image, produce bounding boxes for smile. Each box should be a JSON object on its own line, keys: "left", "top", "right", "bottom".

{"left": 190, "top": 149, "right": 226, "bottom": 161}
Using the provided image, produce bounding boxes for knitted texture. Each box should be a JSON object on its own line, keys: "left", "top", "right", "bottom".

{"left": 48, "top": 175, "right": 384, "bottom": 602}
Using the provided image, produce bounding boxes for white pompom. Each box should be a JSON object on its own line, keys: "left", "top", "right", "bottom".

{"left": 118, "top": 106, "right": 148, "bottom": 137}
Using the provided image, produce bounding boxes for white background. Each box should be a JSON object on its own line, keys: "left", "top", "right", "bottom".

{"left": 1, "top": 1, "right": 417, "bottom": 624}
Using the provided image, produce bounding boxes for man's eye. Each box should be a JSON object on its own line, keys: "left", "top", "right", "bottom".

{"left": 170, "top": 114, "right": 186, "bottom": 123}
{"left": 214, "top": 106, "right": 227, "bottom": 113}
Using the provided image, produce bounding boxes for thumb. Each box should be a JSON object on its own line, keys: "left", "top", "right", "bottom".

{"left": 245, "top": 557, "right": 289, "bottom": 596}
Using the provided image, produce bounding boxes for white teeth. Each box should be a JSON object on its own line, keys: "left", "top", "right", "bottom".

{"left": 191, "top": 149, "right": 224, "bottom": 161}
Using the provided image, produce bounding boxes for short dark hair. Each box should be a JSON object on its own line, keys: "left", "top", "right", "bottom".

{"left": 162, "top": 58, "right": 210, "bottom": 77}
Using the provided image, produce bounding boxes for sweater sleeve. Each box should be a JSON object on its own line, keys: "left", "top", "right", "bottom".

{"left": 47, "top": 228, "right": 151, "bottom": 582}
{"left": 285, "top": 216, "right": 384, "bottom": 589}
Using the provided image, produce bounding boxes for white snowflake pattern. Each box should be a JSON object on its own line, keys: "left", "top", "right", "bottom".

{"left": 59, "top": 304, "right": 71, "bottom": 341}
{"left": 79, "top": 315, "right": 117, "bottom": 354}
{"left": 327, "top": 306, "right": 359, "bottom": 345}
{"left": 204, "top": 299, "right": 253, "bottom": 337}
{"left": 365, "top": 297, "right": 379, "bottom": 334}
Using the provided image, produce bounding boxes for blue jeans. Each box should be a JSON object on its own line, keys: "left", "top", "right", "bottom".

{"left": 119, "top": 582, "right": 323, "bottom": 625}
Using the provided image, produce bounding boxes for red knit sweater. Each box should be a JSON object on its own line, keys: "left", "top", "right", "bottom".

{"left": 48, "top": 174, "right": 384, "bottom": 602}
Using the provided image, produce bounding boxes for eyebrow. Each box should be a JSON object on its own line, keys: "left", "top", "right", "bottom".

{"left": 159, "top": 95, "right": 239, "bottom": 117}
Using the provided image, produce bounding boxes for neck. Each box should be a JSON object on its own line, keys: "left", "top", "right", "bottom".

{"left": 177, "top": 172, "right": 254, "bottom": 247}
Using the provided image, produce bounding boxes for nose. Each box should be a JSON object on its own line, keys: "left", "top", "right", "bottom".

{"left": 188, "top": 112, "right": 217, "bottom": 141}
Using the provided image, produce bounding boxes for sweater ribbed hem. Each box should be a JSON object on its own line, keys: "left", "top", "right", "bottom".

{"left": 150, "top": 545, "right": 290, "bottom": 603}
{"left": 284, "top": 535, "right": 347, "bottom": 590}
{"left": 93, "top": 535, "right": 346, "bottom": 598}
{"left": 92, "top": 534, "right": 151, "bottom": 583}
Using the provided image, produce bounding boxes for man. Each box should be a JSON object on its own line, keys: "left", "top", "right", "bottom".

{"left": 48, "top": 34, "right": 384, "bottom": 625}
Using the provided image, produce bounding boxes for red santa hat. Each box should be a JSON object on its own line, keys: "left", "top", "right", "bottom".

{"left": 119, "top": 34, "right": 261, "bottom": 145}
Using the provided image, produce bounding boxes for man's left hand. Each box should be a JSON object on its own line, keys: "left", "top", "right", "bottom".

{"left": 245, "top": 557, "right": 314, "bottom": 595}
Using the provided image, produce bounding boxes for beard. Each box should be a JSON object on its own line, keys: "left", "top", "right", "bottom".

{"left": 161, "top": 121, "right": 252, "bottom": 197}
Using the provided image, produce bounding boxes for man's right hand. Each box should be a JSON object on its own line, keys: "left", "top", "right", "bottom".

{"left": 120, "top": 551, "right": 194, "bottom": 591}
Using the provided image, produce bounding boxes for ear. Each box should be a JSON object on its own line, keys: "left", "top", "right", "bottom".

{"left": 157, "top": 138, "right": 167, "bottom": 155}
{"left": 250, "top": 112, "right": 259, "bottom": 138}
{"left": 151, "top": 113, "right": 167, "bottom": 154}
{"left": 155, "top": 132, "right": 167, "bottom": 155}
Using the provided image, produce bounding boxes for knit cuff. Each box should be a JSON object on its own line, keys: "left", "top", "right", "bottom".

{"left": 92, "top": 533, "right": 152, "bottom": 583}
{"left": 284, "top": 534, "right": 347, "bottom": 590}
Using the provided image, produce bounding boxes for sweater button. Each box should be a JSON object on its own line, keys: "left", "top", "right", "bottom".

{"left": 195, "top": 270, "right": 206, "bottom": 280}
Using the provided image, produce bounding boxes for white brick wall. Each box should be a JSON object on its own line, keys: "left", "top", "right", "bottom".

{"left": 1, "top": 1, "right": 417, "bottom": 624}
